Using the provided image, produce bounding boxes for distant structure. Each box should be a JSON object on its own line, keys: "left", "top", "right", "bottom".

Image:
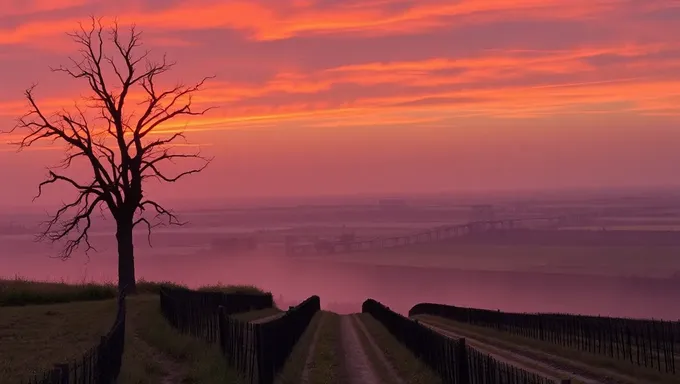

{"left": 0, "top": 222, "right": 30, "bottom": 235}
{"left": 471, "top": 204, "right": 495, "bottom": 221}
{"left": 211, "top": 236, "right": 257, "bottom": 252}
{"left": 338, "top": 230, "right": 356, "bottom": 243}
{"left": 285, "top": 215, "right": 592, "bottom": 256}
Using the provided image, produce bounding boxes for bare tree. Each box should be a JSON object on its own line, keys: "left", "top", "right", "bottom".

{"left": 8, "top": 18, "right": 213, "bottom": 294}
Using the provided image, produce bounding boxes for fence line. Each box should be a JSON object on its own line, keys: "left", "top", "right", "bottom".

{"left": 409, "top": 303, "right": 677, "bottom": 375}
{"left": 159, "top": 286, "right": 320, "bottom": 384}
{"left": 24, "top": 292, "right": 127, "bottom": 384}
{"left": 362, "top": 299, "right": 558, "bottom": 384}
{"left": 158, "top": 286, "right": 275, "bottom": 343}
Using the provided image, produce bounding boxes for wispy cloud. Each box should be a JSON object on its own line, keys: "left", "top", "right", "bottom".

{"left": 0, "top": 0, "right": 662, "bottom": 46}
{"left": 1, "top": 0, "right": 679, "bottom": 194}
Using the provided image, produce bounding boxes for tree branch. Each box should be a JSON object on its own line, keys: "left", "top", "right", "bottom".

{"left": 7, "top": 17, "right": 214, "bottom": 262}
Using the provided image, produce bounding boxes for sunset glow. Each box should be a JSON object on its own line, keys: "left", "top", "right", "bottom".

{"left": 1, "top": 0, "right": 680, "bottom": 204}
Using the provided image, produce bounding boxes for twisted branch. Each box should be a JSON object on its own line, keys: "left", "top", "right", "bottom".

{"left": 7, "top": 17, "right": 213, "bottom": 259}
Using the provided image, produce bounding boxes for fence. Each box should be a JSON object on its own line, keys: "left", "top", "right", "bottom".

{"left": 466, "top": 347, "right": 555, "bottom": 384}
{"left": 24, "top": 292, "right": 127, "bottom": 384}
{"left": 162, "top": 285, "right": 273, "bottom": 314}
{"left": 158, "top": 285, "right": 274, "bottom": 343}
{"left": 362, "top": 299, "right": 557, "bottom": 384}
{"left": 409, "top": 303, "right": 677, "bottom": 375}
{"left": 159, "top": 286, "right": 320, "bottom": 384}
{"left": 219, "top": 295, "right": 320, "bottom": 384}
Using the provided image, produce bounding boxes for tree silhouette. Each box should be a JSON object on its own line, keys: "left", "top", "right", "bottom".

{"left": 9, "top": 18, "right": 213, "bottom": 294}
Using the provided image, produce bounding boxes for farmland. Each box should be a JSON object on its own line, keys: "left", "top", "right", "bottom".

{"left": 4, "top": 191, "right": 680, "bottom": 382}
{"left": 2, "top": 275, "right": 679, "bottom": 383}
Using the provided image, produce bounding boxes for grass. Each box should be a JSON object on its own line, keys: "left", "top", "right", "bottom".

{"left": 197, "top": 284, "right": 271, "bottom": 295}
{"left": 1, "top": 279, "right": 281, "bottom": 383}
{"left": 0, "top": 278, "right": 187, "bottom": 306}
{"left": 303, "top": 312, "right": 347, "bottom": 384}
{"left": 414, "top": 314, "right": 678, "bottom": 384}
{"left": 356, "top": 313, "right": 442, "bottom": 384}
{"left": 0, "top": 278, "right": 116, "bottom": 306}
{"left": 120, "top": 294, "right": 246, "bottom": 384}
{"left": 0, "top": 299, "right": 118, "bottom": 383}
{"left": 0, "top": 278, "right": 272, "bottom": 307}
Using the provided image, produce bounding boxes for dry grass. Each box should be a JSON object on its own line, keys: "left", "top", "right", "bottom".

{"left": 0, "top": 278, "right": 116, "bottom": 306}
{"left": 0, "top": 278, "right": 272, "bottom": 307}
{"left": 0, "top": 299, "right": 118, "bottom": 383}
{"left": 197, "top": 284, "right": 271, "bottom": 296}
{"left": 120, "top": 295, "right": 246, "bottom": 384}
{"left": 304, "top": 312, "right": 348, "bottom": 384}
{"left": 356, "top": 313, "right": 442, "bottom": 384}
{"left": 1, "top": 280, "right": 280, "bottom": 383}
{"left": 0, "top": 278, "right": 187, "bottom": 306}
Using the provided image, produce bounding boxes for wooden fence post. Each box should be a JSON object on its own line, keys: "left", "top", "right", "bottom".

{"left": 96, "top": 335, "right": 108, "bottom": 383}
{"left": 50, "top": 365, "right": 60, "bottom": 384}
{"left": 54, "top": 363, "right": 69, "bottom": 384}
{"left": 217, "top": 306, "right": 227, "bottom": 355}
{"left": 456, "top": 338, "right": 470, "bottom": 384}
{"left": 256, "top": 324, "right": 271, "bottom": 384}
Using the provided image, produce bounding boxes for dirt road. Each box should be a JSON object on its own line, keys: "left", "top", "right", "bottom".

{"left": 340, "top": 315, "right": 382, "bottom": 384}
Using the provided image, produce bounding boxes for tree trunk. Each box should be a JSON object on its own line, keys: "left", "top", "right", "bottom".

{"left": 116, "top": 220, "right": 137, "bottom": 295}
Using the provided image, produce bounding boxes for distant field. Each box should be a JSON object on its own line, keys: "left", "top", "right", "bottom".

{"left": 599, "top": 216, "right": 680, "bottom": 223}
{"left": 562, "top": 225, "right": 680, "bottom": 231}
{"left": 334, "top": 241, "right": 680, "bottom": 278}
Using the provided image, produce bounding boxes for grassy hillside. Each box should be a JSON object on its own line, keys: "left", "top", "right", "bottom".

{"left": 0, "top": 278, "right": 271, "bottom": 307}
{"left": 0, "top": 279, "right": 275, "bottom": 383}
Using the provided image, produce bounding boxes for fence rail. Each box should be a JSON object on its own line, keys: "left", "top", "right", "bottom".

{"left": 159, "top": 286, "right": 320, "bottom": 384}
{"left": 158, "top": 285, "right": 275, "bottom": 343}
{"left": 409, "top": 302, "right": 677, "bottom": 375}
{"left": 362, "top": 299, "right": 558, "bottom": 384}
{"left": 24, "top": 292, "right": 127, "bottom": 384}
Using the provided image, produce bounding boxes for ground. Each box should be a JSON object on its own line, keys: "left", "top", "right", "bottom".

{"left": 0, "top": 280, "right": 441, "bottom": 384}
{"left": 4, "top": 274, "right": 679, "bottom": 384}
{"left": 0, "top": 299, "right": 117, "bottom": 381}
{"left": 413, "top": 314, "right": 680, "bottom": 384}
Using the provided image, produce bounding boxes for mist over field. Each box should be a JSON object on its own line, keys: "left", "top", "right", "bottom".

{"left": 4, "top": 190, "right": 680, "bottom": 320}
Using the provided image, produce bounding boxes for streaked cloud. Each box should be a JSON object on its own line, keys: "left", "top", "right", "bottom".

{"left": 1, "top": 0, "right": 679, "bottom": 198}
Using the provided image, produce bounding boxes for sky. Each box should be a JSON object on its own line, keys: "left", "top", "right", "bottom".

{"left": 1, "top": 0, "right": 680, "bottom": 208}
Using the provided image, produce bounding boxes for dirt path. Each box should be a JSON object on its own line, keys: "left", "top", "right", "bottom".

{"left": 300, "top": 314, "right": 325, "bottom": 384}
{"left": 419, "top": 319, "right": 640, "bottom": 384}
{"left": 352, "top": 315, "right": 405, "bottom": 384}
{"left": 130, "top": 329, "right": 185, "bottom": 384}
{"left": 340, "top": 315, "right": 381, "bottom": 384}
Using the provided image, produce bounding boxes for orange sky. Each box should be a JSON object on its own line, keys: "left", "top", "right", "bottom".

{"left": 1, "top": 0, "right": 680, "bottom": 206}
